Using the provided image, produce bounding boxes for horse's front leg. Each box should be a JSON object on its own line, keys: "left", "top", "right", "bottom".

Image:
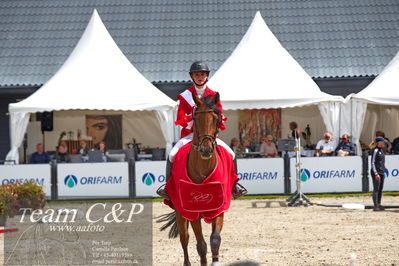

{"left": 176, "top": 212, "right": 191, "bottom": 266}
{"left": 210, "top": 213, "right": 224, "bottom": 265}
{"left": 190, "top": 218, "right": 207, "bottom": 266}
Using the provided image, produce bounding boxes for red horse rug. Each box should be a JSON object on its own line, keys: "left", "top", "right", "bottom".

{"left": 164, "top": 142, "right": 238, "bottom": 223}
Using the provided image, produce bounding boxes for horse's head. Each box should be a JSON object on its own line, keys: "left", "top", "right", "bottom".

{"left": 192, "top": 92, "right": 221, "bottom": 160}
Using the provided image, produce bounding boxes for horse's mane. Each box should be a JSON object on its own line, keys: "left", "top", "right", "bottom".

{"left": 202, "top": 95, "right": 221, "bottom": 134}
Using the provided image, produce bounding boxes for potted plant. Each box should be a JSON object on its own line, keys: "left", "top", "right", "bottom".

{"left": 0, "top": 182, "right": 46, "bottom": 226}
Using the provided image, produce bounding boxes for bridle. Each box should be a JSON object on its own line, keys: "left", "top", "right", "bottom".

{"left": 191, "top": 106, "right": 220, "bottom": 153}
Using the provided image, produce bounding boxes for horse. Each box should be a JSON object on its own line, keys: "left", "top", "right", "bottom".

{"left": 158, "top": 92, "right": 236, "bottom": 266}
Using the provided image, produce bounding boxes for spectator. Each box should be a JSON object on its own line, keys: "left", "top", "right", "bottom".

{"left": 59, "top": 140, "right": 68, "bottom": 153}
{"left": 259, "top": 135, "right": 278, "bottom": 158}
{"left": 335, "top": 134, "right": 356, "bottom": 156}
{"left": 315, "top": 132, "right": 336, "bottom": 157}
{"left": 287, "top": 121, "right": 306, "bottom": 147}
{"left": 237, "top": 139, "right": 253, "bottom": 158}
{"left": 392, "top": 137, "right": 399, "bottom": 154}
{"left": 56, "top": 143, "right": 71, "bottom": 163}
{"left": 29, "top": 143, "right": 50, "bottom": 164}
{"left": 77, "top": 140, "right": 90, "bottom": 162}
{"left": 288, "top": 121, "right": 299, "bottom": 139}
{"left": 77, "top": 140, "right": 90, "bottom": 155}
{"left": 98, "top": 141, "right": 109, "bottom": 162}
{"left": 230, "top": 137, "right": 240, "bottom": 154}
{"left": 369, "top": 131, "right": 392, "bottom": 153}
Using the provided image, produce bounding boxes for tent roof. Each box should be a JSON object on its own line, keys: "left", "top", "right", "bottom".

{"left": 208, "top": 11, "right": 343, "bottom": 110}
{"left": 9, "top": 9, "right": 176, "bottom": 113}
{"left": 352, "top": 50, "right": 399, "bottom": 105}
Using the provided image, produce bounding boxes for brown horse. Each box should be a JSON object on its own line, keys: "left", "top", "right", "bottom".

{"left": 158, "top": 92, "right": 229, "bottom": 266}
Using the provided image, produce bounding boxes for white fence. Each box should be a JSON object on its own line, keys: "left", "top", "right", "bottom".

{"left": 57, "top": 162, "right": 129, "bottom": 198}
{"left": 290, "top": 156, "right": 363, "bottom": 193}
{"left": 368, "top": 155, "right": 399, "bottom": 192}
{"left": 2, "top": 155, "right": 399, "bottom": 199}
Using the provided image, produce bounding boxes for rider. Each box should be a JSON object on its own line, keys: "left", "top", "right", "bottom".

{"left": 157, "top": 61, "right": 246, "bottom": 199}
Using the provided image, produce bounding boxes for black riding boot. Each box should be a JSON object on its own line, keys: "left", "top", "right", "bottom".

{"left": 372, "top": 192, "right": 379, "bottom": 211}
{"left": 372, "top": 176, "right": 384, "bottom": 211}
{"left": 378, "top": 174, "right": 385, "bottom": 210}
{"left": 232, "top": 157, "right": 247, "bottom": 198}
{"left": 156, "top": 160, "right": 173, "bottom": 200}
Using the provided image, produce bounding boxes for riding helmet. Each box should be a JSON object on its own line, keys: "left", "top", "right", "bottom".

{"left": 189, "top": 61, "right": 210, "bottom": 74}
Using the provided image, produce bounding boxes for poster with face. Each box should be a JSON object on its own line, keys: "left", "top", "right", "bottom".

{"left": 239, "top": 109, "right": 281, "bottom": 143}
{"left": 86, "top": 115, "right": 122, "bottom": 149}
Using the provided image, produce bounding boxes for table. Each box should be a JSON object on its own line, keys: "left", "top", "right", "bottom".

{"left": 137, "top": 154, "right": 153, "bottom": 161}
{"left": 283, "top": 150, "right": 315, "bottom": 158}
{"left": 237, "top": 151, "right": 262, "bottom": 158}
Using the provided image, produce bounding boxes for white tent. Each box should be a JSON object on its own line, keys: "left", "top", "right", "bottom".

{"left": 353, "top": 51, "right": 399, "bottom": 105}
{"left": 6, "top": 10, "right": 176, "bottom": 163}
{"left": 208, "top": 11, "right": 343, "bottom": 140}
{"left": 345, "top": 50, "right": 399, "bottom": 146}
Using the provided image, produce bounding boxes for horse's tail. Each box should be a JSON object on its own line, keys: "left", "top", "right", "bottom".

{"left": 156, "top": 211, "right": 179, "bottom": 238}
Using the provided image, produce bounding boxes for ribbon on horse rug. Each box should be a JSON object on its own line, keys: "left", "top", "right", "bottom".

{"left": 164, "top": 142, "right": 238, "bottom": 223}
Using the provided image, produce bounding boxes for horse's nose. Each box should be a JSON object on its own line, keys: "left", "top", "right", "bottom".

{"left": 200, "top": 146, "right": 213, "bottom": 158}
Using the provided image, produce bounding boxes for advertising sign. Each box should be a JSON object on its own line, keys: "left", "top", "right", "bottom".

{"left": 135, "top": 161, "right": 167, "bottom": 197}
{"left": 290, "top": 156, "right": 363, "bottom": 193}
{"left": 237, "top": 158, "right": 285, "bottom": 194}
{"left": 0, "top": 164, "right": 51, "bottom": 196}
{"left": 57, "top": 162, "right": 129, "bottom": 198}
{"left": 368, "top": 155, "right": 399, "bottom": 192}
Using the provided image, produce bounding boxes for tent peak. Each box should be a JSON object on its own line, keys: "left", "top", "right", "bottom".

{"left": 208, "top": 10, "right": 341, "bottom": 110}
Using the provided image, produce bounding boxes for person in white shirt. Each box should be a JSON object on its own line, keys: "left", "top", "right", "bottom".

{"left": 259, "top": 135, "right": 278, "bottom": 158}
{"left": 315, "top": 132, "right": 336, "bottom": 157}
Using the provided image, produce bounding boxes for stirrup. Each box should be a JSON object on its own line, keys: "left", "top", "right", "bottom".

{"left": 156, "top": 184, "right": 170, "bottom": 200}
{"left": 232, "top": 182, "right": 247, "bottom": 198}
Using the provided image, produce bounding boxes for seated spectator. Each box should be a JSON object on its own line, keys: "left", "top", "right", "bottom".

{"left": 98, "top": 141, "right": 109, "bottom": 162}
{"left": 259, "top": 135, "right": 278, "bottom": 158}
{"left": 77, "top": 140, "right": 89, "bottom": 155}
{"left": 237, "top": 139, "right": 253, "bottom": 158}
{"left": 56, "top": 143, "right": 71, "bottom": 163}
{"left": 315, "top": 132, "right": 336, "bottom": 157}
{"left": 77, "top": 140, "right": 90, "bottom": 162}
{"left": 241, "top": 139, "right": 253, "bottom": 152}
{"left": 29, "top": 143, "right": 50, "bottom": 164}
{"left": 59, "top": 140, "right": 68, "bottom": 153}
{"left": 230, "top": 137, "right": 240, "bottom": 154}
{"left": 335, "top": 134, "right": 355, "bottom": 156}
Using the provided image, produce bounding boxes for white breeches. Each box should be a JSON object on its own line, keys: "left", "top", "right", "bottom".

{"left": 168, "top": 133, "right": 235, "bottom": 162}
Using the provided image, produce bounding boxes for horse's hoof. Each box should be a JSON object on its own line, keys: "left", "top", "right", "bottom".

{"left": 211, "top": 262, "right": 221, "bottom": 266}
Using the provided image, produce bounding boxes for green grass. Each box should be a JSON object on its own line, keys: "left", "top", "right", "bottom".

{"left": 46, "top": 191, "right": 398, "bottom": 204}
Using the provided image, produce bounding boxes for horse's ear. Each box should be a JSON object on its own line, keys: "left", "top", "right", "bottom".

{"left": 192, "top": 92, "right": 202, "bottom": 106}
{"left": 213, "top": 92, "right": 220, "bottom": 104}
